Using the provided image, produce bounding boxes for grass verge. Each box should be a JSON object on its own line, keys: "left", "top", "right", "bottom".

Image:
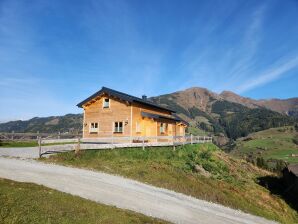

{"left": 0, "top": 178, "right": 167, "bottom": 224}
{"left": 44, "top": 143, "right": 298, "bottom": 224}
{"left": 0, "top": 141, "right": 77, "bottom": 147}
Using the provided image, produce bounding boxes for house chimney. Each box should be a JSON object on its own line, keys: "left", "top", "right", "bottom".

{"left": 142, "top": 95, "right": 147, "bottom": 100}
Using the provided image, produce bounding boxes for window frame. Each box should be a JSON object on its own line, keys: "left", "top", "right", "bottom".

{"left": 160, "top": 123, "right": 167, "bottom": 134}
{"left": 114, "top": 121, "right": 124, "bottom": 133}
{"left": 89, "top": 122, "right": 99, "bottom": 133}
{"left": 103, "top": 98, "right": 110, "bottom": 109}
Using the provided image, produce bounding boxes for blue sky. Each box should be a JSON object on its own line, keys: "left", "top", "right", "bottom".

{"left": 0, "top": 0, "right": 298, "bottom": 121}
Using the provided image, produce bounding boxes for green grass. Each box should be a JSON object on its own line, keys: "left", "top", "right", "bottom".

{"left": 0, "top": 178, "right": 167, "bottom": 224}
{"left": 0, "top": 141, "right": 38, "bottom": 147}
{"left": 0, "top": 141, "right": 77, "bottom": 148}
{"left": 44, "top": 143, "right": 298, "bottom": 224}
{"left": 231, "top": 126, "right": 298, "bottom": 164}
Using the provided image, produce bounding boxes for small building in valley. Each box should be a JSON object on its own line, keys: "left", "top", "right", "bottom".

{"left": 282, "top": 164, "right": 298, "bottom": 197}
{"left": 77, "top": 87, "right": 188, "bottom": 139}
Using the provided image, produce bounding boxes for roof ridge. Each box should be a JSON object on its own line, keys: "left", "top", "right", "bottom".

{"left": 77, "top": 86, "right": 175, "bottom": 113}
{"left": 102, "top": 86, "right": 144, "bottom": 100}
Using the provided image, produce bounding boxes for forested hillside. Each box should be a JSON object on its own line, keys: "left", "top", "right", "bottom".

{"left": 150, "top": 88, "right": 297, "bottom": 142}
{"left": 0, "top": 114, "right": 82, "bottom": 133}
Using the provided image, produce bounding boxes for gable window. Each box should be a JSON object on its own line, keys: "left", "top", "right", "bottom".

{"left": 114, "top": 122, "right": 123, "bottom": 133}
{"left": 103, "top": 98, "right": 110, "bottom": 108}
{"left": 136, "top": 122, "right": 141, "bottom": 133}
{"left": 89, "top": 122, "right": 99, "bottom": 133}
{"left": 160, "top": 123, "right": 167, "bottom": 133}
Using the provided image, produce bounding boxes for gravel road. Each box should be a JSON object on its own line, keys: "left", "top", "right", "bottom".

{"left": 0, "top": 157, "right": 276, "bottom": 224}
{"left": 0, "top": 145, "right": 75, "bottom": 158}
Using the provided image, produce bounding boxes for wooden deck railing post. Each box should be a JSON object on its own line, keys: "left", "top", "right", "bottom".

{"left": 111, "top": 134, "right": 114, "bottom": 149}
{"left": 173, "top": 136, "right": 176, "bottom": 151}
{"left": 142, "top": 136, "right": 145, "bottom": 150}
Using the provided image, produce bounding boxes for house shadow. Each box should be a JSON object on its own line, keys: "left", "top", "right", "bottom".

{"left": 257, "top": 175, "right": 298, "bottom": 211}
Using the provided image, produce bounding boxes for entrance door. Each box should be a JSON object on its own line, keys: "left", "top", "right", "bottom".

{"left": 145, "top": 126, "right": 151, "bottom": 136}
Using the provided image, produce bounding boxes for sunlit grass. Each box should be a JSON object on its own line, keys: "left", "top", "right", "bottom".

{"left": 0, "top": 178, "right": 167, "bottom": 224}
{"left": 44, "top": 143, "right": 298, "bottom": 223}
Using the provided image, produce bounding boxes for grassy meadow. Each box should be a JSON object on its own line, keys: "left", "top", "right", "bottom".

{"left": 231, "top": 126, "right": 298, "bottom": 164}
{"left": 44, "top": 143, "right": 298, "bottom": 224}
{"left": 0, "top": 178, "right": 167, "bottom": 224}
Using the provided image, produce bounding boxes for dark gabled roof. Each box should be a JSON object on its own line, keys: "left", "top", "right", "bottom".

{"left": 172, "top": 113, "right": 189, "bottom": 126}
{"left": 77, "top": 87, "right": 175, "bottom": 113}
{"left": 141, "top": 112, "right": 189, "bottom": 126}
{"left": 288, "top": 164, "right": 298, "bottom": 177}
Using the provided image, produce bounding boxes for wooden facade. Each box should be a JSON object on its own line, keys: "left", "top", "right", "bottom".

{"left": 77, "top": 87, "right": 188, "bottom": 139}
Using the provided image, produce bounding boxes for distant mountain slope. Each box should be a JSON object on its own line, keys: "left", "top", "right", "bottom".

{"left": 150, "top": 87, "right": 297, "bottom": 141}
{"left": 0, "top": 114, "right": 82, "bottom": 133}
{"left": 220, "top": 91, "right": 298, "bottom": 117}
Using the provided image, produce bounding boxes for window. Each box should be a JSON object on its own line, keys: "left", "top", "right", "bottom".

{"left": 114, "top": 122, "right": 123, "bottom": 133}
{"left": 160, "top": 123, "right": 167, "bottom": 133}
{"left": 89, "top": 122, "right": 99, "bottom": 133}
{"left": 103, "top": 98, "right": 110, "bottom": 108}
{"left": 136, "top": 122, "right": 141, "bottom": 133}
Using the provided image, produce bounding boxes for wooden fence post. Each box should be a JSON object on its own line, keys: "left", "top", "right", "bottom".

{"left": 75, "top": 137, "right": 81, "bottom": 155}
{"left": 191, "top": 134, "right": 193, "bottom": 145}
{"left": 38, "top": 137, "right": 42, "bottom": 158}
{"left": 11, "top": 131, "right": 14, "bottom": 140}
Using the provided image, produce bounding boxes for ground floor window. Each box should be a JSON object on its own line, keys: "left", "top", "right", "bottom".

{"left": 89, "top": 122, "right": 99, "bottom": 133}
{"left": 160, "top": 123, "right": 167, "bottom": 133}
{"left": 114, "top": 121, "right": 123, "bottom": 133}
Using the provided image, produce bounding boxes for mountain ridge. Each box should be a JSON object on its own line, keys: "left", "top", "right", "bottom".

{"left": 0, "top": 87, "right": 297, "bottom": 145}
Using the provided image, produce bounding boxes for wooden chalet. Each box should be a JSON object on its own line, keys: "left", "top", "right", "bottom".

{"left": 77, "top": 87, "right": 188, "bottom": 139}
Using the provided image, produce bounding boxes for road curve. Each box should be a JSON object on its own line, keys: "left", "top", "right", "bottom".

{"left": 0, "top": 157, "right": 276, "bottom": 224}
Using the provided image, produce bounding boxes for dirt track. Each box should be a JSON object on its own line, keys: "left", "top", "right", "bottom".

{"left": 0, "top": 157, "right": 276, "bottom": 224}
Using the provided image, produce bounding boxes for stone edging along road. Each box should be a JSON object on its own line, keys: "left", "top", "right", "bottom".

{"left": 0, "top": 157, "right": 276, "bottom": 224}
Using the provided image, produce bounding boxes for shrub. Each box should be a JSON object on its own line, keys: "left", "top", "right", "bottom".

{"left": 293, "top": 135, "right": 298, "bottom": 145}
{"left": 256, "top": 157, "right": 268, "bottom": 169}
{"left": 185, "top": 147, "right": 229, "bottom": 178}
